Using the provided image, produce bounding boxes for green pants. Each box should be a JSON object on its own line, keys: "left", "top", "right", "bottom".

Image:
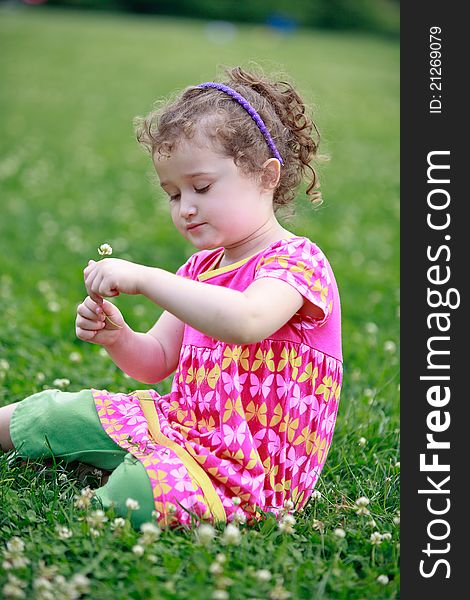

{"left": 9, "top": 388, "right": 155, "bottom": 529}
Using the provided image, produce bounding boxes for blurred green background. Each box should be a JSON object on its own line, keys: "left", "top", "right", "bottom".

{"left": 0, "top": 3, "right": 399, "bottom": 427}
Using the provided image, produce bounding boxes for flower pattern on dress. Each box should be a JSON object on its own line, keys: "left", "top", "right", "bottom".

{"left": 92, "top": 237, "right": 342, "bottom": 526}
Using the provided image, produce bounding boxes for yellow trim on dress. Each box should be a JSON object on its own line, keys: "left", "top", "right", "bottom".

{"left": 134, "top": 390, "right": 226, "bottom": 524}
{"left": 197, "top": 236, "right": 298, "bottom": 282}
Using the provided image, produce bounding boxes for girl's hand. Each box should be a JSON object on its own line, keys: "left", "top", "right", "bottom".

{"left": 75, "top": 296, "right": 125, "bottom": 346}
{"left": 83, "top": 258, "right": 148, "bottom": 299}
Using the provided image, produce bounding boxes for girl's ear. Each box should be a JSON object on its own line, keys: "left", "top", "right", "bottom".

{"left": 260, "top": 158, "right": 281, "bottom": 191}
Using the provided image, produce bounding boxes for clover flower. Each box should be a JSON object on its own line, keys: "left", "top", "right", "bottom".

{"left": 86, "top": 509, "right": 108, "bottom": 529}
{"left": 212, "top": 591, "right": 229, "bottom": 600}
{"left": 370, "top": 531, "right": 383, "bottom": 545}
{"left": 196, "top": 524, "right": 216, "bottom": 546}
{"left": 256, "top": 569, "right": 272, "bottom": 582}
{"left": 73, "top": 486, "right": 95, "bottom": 510}
{"left": 209, "top": 561, "right": 224, "bottom": 576}
{"left": 132, "top": 544, "right": 145, "bottom": 557}
{"left": 354, "top": 496, "right": 371, "bottom": 515}
{"left": 125, "top": 498, "right": 140, "bottom": 511}
{"left": 377, "top": 574, "right": 389, "bottom": 585}
{"left": 222, "top": 523, "right": 241, "bottom": 545}
{"left": 52, "top": 378, "right": 70, "bottom": 389}
{"left": 333, "top": 528, "right": 346, "bottom": 539}
{"left": 312, "top": 519, "right": 325, "bottom": 532}
{"left": 139, "top": 522, "right": 161, "bottom": 545}
{"left": 283, "top": 499, "right": 295, "bottom": 511}
{"left": 279, "top": 514, "right": 296, "bottom": 534}
{"left": 97, "top": 243, "right": 112, "bottom": 256}
{"left": 311, "top": 490, "right": 322, "bottom": 501}
{"left": 110, "top": 517, "right": 126, "bottom": 531}
{"left": 55, "top": 526, "right": 73, "bottom": 540}
{"left": 358, "top": 437, "right": 367, "bottom": 447}
{"left": 2, "top": 574, "right": 27, "bottom": 599}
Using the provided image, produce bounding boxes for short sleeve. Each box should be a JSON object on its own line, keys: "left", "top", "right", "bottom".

{"left": 254, "top": 238, "right": 334, "bottom": 326}
{"left": 175, "top": 255, "right": 195, "bottom": 279}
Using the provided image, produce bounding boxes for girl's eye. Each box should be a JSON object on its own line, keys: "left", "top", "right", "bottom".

{"left": 195, "top": 185, "right": 210, "bottom": 194}
{"left": 169, "top": 193, "right": 180, "bottom": 202}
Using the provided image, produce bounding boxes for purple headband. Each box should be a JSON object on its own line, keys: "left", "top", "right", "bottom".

{"left": 197, "top": 82, "right": 284, "bottom": 165}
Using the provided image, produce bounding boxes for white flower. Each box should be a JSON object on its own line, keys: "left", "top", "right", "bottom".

{"left": 110, "top": 517, "right": 126, "bottom": 530}
{"left": 86, "top": 509, "right": 108, "bottom": 528}
{"left": 166, "top": 503, "right": 177, "bottom": 514}
{"left": 358, "top": 437, "right": 367, "bottom": 447}
{"left": 377, "top": 574, "right": 389, "bottom": 585}
{"left": 0, "top": 359, "right": 10, "bottom": 372}
{"left": 278, "top": 513, "right": 296, "bottom": 534}
{"left": 311, "top": 490, "right": 322, "bottom": 501}
{"left": 232, "top": 509, "right": 247, "bottom": 525}
{"left": 222, "top": 524, "right": 241, "bottom": 545}
{"left": 70, "top": 574, "right": 90, "bottom": 594}
{"left": 256, "top": 569, "right": 272, "bottom": 582}
{"left": 370, "top": 532, "right": 383, "bottom": 545}
{"left": 354, "top": 496, "right": 371, "bottom": 515}
{"left": 394, "top": 461, "right": 400, "bottom": 469}
{"left": 382, "top": 532, "right": 392, "bottom": 541}
{"left": 209, "top": 561, "right": 224, "bottom": 576}
{"left": 126, "top": 498, "right": 140, "bottom": 511}
{"left": 98, "top": 243, "right": 113, "bottom": 256}
{"left": 6, "top": 538, "right": 25, "bottom": 554}
{"left": 69, "top": 352, "right": 82, "bottom": 363}
{"left": 215, "top": 553, "right": 226, "bottom": 564}
{"left": 151, "top": 510, "right": 161, "bottom": 521}
{"left": 333, "top": 528, "right": 346, "bottom": 539}
{"left": 52, "top": 378, "right": 70, "bottom": 389}
{"left": 139, "top": 522, "right": 161, "bottom": 544}
{"left": 367, "top": 519, "right": 377, "bottom": 528}
{"left": 312, "top": 519, "right": 324, "bottom": 532}
{"left": 365, "top": 322, "right": 378, "bottom": 335}
{"left": 384, "top": 340, "right": 396, "bottom": 353}
{"left": 212, "top": 591, "right": 229, "bottom": 600}
{"left": 283, "top": 499, "right": 294, "bottom": 511}
{"left": 132, "top": 544, "right": 145, "bottom": 557}
{"left": 55, "top": 526, "right": 73, "bottom": 540}
{"left": 232, "top": 496, "right": 241, "bottom": 506}
{"left": 196, "top": 524, "right": 216, "bottom": 545}
{"left": 393, "top": 515, "right": 400, "bottom": 525}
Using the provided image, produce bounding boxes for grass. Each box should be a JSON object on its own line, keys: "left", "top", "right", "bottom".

{"left": 0, "top": 6, "right": 399, "bottom": 599}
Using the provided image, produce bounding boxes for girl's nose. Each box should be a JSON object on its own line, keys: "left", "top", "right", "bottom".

{"left": 179, "top": 197, "right": 197, "bottom": 220}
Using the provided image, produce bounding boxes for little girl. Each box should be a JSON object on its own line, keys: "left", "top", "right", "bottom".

{"left": 0, "top": 67, "right": 342, "bottom": 529}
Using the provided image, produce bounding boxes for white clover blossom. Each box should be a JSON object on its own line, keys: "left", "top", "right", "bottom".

{"left": 52, "top": 378, "right": 70, "bottom": 389}
{"left": 73, "top": 486, "right": 95, "bottom": 510}
{"left": 2, "top": 574, "right": 27, "bottom": 599}
{"left": 333, "top": 528, "right": 346, "bottom": 539}
{"left": 354, "top": 496, "right": 371, "bottom": 515}
{"left": 370, "top": 531, "right": 383, "bottom": 545}
{"left": 256, "top": 569, "right": 272, "bottom": 582}
{"left": 132, "top": 544, "right": 145, "bottom": 557}
{"left": 312, "top": 519, "right": 324, "bottom": 532}
{"left": 279, "top": 514, "right": 296, "bottom": 534}
{"left": 215, "top": 553, "right": 226, "bottom": 564}
{"left": 55, "top": 526, "right": 73, "bottom": 540}
{"left": 358, "top": 437, "right": 367, "bottom": 447}
{"left": 86, "top": 509, "right": 108, "bottom": 528}
{"left": 97, "top": 243, "right": 113, "bottom": 256}
{"left": 377, "top": 574, "right": 389, "bottom": 585}
{"left": 110, "top": 517, "right": 126, "bottom": 530}
{"left": 6, "top": 538, "right": 25, "bottom": 554}
{"left": 384, "top": 340, "right": 397, "bottom": 353}
{"left": 125, "top": 498, "right": 140, "bottom": 511}
{"left": 311, "top": 490, "right": 322, "bottom": 501}
{"left": 209, "top": 561, "right": 224, "bottom": 576}
{"left": 166, "top": 502, "right": 177, "bottom": 514}
{"left": 196, "top": 524, "right": 216, "bottom": 545}
{"left": 283, "top": 499, "right": 295, "bottom": 511}
{"left": 139, "top": 522, "right": 161, "bottom": 545}
{"left": 232, "top": 508, "right": 247, "bottom": 525}
{"left": 382, "top": 532, "right": 392, "bottom": 541}
{"left": 222, "top": 523, "right": 241, "bottom": 545}
{"left": 212, "top": 591, "right": 229, "bottom": 600}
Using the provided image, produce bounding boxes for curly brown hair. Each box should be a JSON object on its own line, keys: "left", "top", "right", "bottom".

{"left": 134, "top": 66, "right": 322, "bottom": 212}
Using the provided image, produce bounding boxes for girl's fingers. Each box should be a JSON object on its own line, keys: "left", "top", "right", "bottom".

{"left": 76, "top": 315, "right": 106, "bottom": 331}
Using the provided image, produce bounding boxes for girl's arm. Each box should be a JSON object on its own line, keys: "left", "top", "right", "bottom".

{"left": 83, "top": 259, "right": 305, "bottom": 345}
{"left": 139, "top": 268, "right": 304, "bottom": 344}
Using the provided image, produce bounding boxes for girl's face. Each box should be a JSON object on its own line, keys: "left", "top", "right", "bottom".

{"left": 154, "top": 138, "right": 274, "bottom": 251}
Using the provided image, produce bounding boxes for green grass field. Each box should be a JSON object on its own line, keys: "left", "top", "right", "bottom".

{"left": 0, "top": 6, "right": 399, "bottom": 599}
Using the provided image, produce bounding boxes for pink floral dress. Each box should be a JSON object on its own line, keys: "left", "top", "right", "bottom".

{"left": 92, "top": 236, "right": 342, "bottom": 527}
